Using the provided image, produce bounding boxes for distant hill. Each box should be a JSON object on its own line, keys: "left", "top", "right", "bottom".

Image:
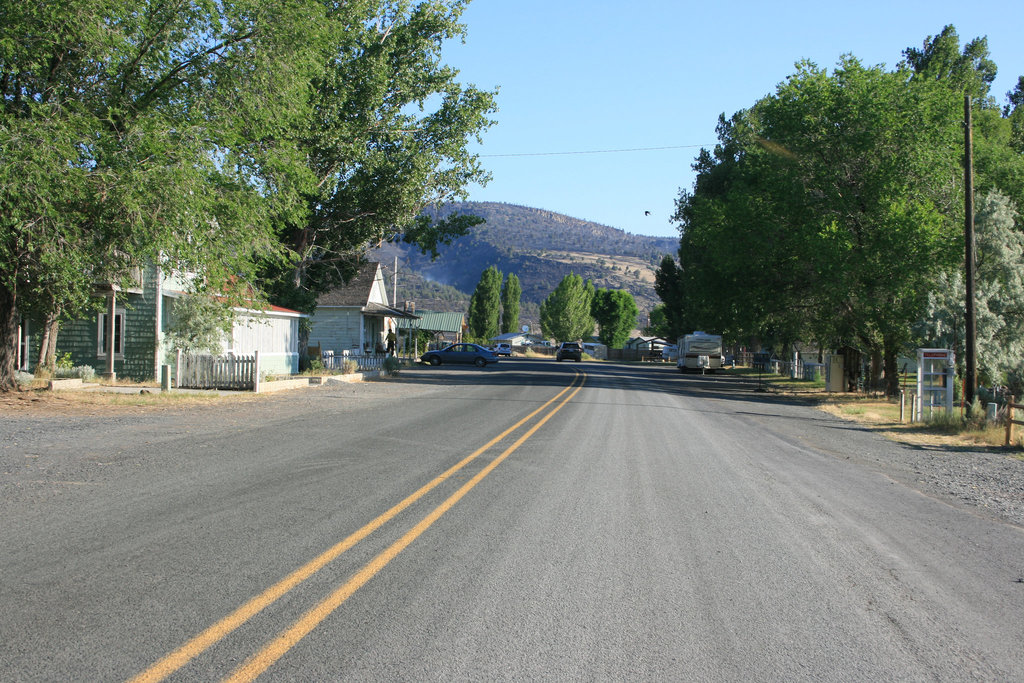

{"left": 370, "top": 202, "right": 679, "bottom": 327}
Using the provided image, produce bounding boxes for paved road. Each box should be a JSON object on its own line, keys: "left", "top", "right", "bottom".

{"left": 1, "top": 360, "right": 1023, "bottom": 681}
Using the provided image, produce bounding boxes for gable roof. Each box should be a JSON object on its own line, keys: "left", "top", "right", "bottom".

{"left": 316, "top": 261, "right": 382, "bottom": 307}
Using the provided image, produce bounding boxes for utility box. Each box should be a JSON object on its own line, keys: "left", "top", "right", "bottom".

{"left": 916, "top": 348, "right": 955, "bottom": 420}
{"left": 826, "top": 354, "right": 845, "bottom": 392}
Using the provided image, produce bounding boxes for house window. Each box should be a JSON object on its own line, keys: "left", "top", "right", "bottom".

{"left": 97, "top": 310, "right": 125, "bottom": 359}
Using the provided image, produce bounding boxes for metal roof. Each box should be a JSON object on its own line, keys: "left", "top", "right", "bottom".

{"left": 397, "top": 310, "right": 464, "bottom": 333}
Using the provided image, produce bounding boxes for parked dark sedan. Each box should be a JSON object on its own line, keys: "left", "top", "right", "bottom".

{"left": 420, "top": 343, "right": 498, "bottom": 367}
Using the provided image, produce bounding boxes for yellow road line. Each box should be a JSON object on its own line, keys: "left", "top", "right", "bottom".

{"left": 225, "top": 374, "right": 586, "bottom": 682}
{"left": 128, "top": 372, "right": 583, "bottom": 683}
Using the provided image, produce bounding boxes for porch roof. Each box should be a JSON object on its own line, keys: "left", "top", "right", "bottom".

{"left": 361, "top": 301, "right": 419, "bottom": 319}
{"left": 396, "top": 310, "right": 464, "bottom": 334}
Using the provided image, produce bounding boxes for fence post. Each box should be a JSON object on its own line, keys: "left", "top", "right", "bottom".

{"left": 253, "top": 350, "right": 260, "bottom": 393}
{"left": 1006, "top": 395, "right": 1015, "bottom": 447}
{"left": 175, "top": 348, "right": 182, "bottom": 389}
{"left": 899, "top": 390, "right": 905, "bottom": 423}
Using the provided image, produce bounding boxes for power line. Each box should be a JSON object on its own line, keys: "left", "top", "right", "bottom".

{"left": 479, "top": 144, "right": 713, "bottom": 158}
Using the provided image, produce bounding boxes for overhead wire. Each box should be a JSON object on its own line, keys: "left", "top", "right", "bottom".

{"left": 479, "top": 143, "right": 714, "bottom": 158}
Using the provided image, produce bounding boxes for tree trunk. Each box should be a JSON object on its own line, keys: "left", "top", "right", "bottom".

{"left": 36, "top": 309, "right": 60, "bottom": 372}
{"left": 841, "top": 346, "right": 861, "bottom": 392}
{"left": 883, "top": 336, "right": 900, "bottom": 398}
{"left": 45, "top": 317, "right": 60, "bottom": 370}
{"left": 0, "top": 281, "right": 20, "bottom": 392}
{"left": 869, "top": 348, "right": 883, "bottom": 393}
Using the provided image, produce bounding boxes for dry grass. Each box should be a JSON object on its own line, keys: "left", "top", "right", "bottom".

{"left": 818, "top": 398, "right": 1012, "bottom": 449}
{"left": 731, "top": 368, "right": 1016, "bottom": 450}
{"left": 1, "top": 386, "right": 261, "bottom": 416}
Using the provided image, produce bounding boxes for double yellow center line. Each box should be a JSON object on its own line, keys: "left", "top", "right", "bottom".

{"left": 130, "top": 370, "right": 586, "bottom": 683}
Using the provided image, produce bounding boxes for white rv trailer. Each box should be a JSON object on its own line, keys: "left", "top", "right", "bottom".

{"left": 677, "top": 332, "right": 724, "bottom": 372}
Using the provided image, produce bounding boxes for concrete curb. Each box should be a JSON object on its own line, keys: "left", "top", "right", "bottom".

{"left": 258, "top": 371, "right": 382, "bottom": 393}
{"left": 323, "top": 371, "right": 382, "bottom": 385}
{"left": 42, "top": 371, "right": 387, "bottom": 395}
{"left": 47, "top": 378, "right": 84, "bottom": 391}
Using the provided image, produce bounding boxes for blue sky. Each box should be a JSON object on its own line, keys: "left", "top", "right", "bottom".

{"left": 442, "top": 0, "right": 1024, "bottom": 239}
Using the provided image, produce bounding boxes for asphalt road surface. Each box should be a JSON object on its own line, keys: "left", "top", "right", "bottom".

{"left": 2, "top": 359, "right": 1023, "bottom": 681}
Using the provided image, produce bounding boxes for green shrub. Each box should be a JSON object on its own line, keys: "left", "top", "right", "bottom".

{"left": 55, "top": 365, "right": 96, "bottom": 381}
{"left": 73, "top": 365, "right": 96, "bottom": 382}
{"left": 342, "top": 359, "right": 358, "bottom": 374}
{"left": 383, "top": 356, "right": 401, "bottom": 376}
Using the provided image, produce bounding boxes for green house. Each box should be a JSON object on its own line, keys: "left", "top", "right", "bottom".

{"left": 18, "top": 265, "right": 305, "bottom": 382}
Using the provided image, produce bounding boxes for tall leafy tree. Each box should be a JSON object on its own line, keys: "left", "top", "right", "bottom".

{"left": 500, "top": 273, "right": 521, "bottom": 335}
{"left": 1007, "top": 76, "right": 1024, "bottom": 152}
{"left": 919, "top": 192, "right": 1024, "bottom": 391}
{"left": 0, "top": 1, "right": 331, "bottom": 390}
{"left": 261, "top": 1, "right": 497, "bottom": 313}
{"left": 671, "top": 56, "right": 964, "bottom": 394}
{"left": 592, "top": 289, "right": 639, "bottom": 348}
{"left": 643, "top": 304, "right": 672, "bottom": 339}
{"left": 901, "top": 25, "right": 998, "bottom": 106}
{"left": 653, "top": 255, "right": 693, "bottom": 340}
{"left": 540, "top": 273, "right": 594, "bottom": 342}
{"left": 467, "top": 266, "right": 502, "bottom": 341}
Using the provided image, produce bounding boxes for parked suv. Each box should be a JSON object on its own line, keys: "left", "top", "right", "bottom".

{"left": 493, "top": 342, "right": 512, "bottom": 356}
{"left": 556, "top": 341, "right": 582, "bottom": 362}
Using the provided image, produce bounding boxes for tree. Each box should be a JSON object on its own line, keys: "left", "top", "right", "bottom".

{"left": 1, "top": 1, "right": 332, "bottom": 390}
{"left": 670, "top": 56, "right": 964, "bottom": 394}
{"left": 540, "top": 273, "right": 594, "bottom": 342}
{"left": 467, "top": 266, "right": 502, "bottom": 342}
{"left": 918, "top": 192, "right": 1024, "bottom": 392}
{"left": 500, "top": 273, "right": 521, "bottom": 335}
{"left": 260, "top": 1, "right": 497, "bottom": 313}
{"left": 1007, "top": 76, "right": 1024, "bottom": 152}
{"left": 902, "top": 25, "right": 998, "bottom": 107}
{"left": 592, "top": 289, "right": 639, "bottom": 348}
{"left": 643, "top": 304, "right": 672, "bottom": 338}
{"left": 163, "top": 294, "right": 235, "bottom": 356}
{"left": 653, "top": 255, "right": 692, "bottom": 340}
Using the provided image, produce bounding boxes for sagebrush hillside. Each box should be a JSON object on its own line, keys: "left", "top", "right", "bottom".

{"left": 370, "top": 202, "right": 678, "bottom": 325}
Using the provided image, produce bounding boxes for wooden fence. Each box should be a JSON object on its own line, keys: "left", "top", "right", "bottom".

{"left": 177, "top": 351, "right": 259, "bottom": 391}
{"left": 1005, "top": 395, "right": 1024, "bottom": 447}
{"left": 320, "top": 350, "right": 386, "bottom": 372}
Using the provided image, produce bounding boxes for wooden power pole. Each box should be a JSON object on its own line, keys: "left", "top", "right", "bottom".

{"left": 964, "top": 94, "right": 978, "bottom": 406}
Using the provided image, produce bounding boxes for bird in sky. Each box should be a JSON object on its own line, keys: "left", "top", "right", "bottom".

{"left": 644, "top": 210, "right": 651, "bottom": 216}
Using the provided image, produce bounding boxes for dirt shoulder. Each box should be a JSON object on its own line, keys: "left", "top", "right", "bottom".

{"left": 0, "top": 386, "right": 265, "bottom": 416}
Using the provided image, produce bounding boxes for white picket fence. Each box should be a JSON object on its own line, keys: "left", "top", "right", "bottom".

{"left": 320, "top": 349, "right": 386, "bottom": 372}
{"left": 177, "top": 351, "right": 259, "bottom": 391}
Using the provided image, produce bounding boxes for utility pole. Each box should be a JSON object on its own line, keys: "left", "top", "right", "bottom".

{"left": 964, "top": 93, "right": 978, "bottom": 406}
{"left": 393, "top": 256, "right": 398, "bottom": 306}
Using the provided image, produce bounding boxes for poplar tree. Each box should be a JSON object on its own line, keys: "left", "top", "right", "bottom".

{"left": 500, "top": 274, "right": 521, "bottom": 335}
{"left": 467, "top": 266, "right": 502, "bottom": 342}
